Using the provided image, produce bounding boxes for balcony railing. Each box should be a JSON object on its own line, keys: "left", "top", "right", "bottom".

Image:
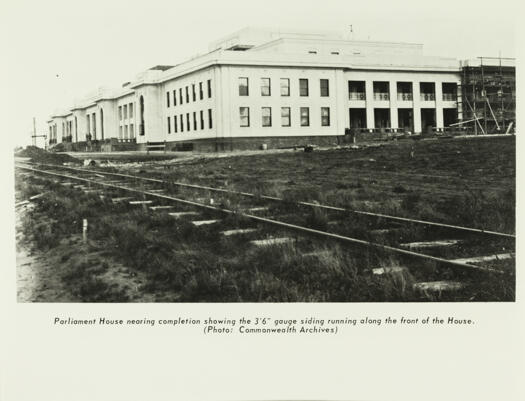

{"left": 373, "top": 93, "right": 390, "bottom": 101}
{"left": 420, "top": 93, "right": 436, "bottom": 101}
{"left": 397, "top": 93, "right": 413, "bottom": 101}
{"left": 442, "top": 93, "right": 456, "bottom": 101}
{"left": 349, "top": 92, "right": 366, "bottom": 100}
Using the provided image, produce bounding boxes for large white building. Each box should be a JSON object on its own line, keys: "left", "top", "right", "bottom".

{"left": 47, "top": 27, "right": 464, "bottom": 151}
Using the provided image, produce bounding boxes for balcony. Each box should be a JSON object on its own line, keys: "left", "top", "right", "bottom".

{"left": 373, "top": 93, "right": 390, "bottom": 101}
{"left": 397, "top": 93, "right": 413, "bottom": 101}
{"left": 349, "top": 92, "right": 366, "bottom": 101}
{"left": 420, "top": 93, "right": 435, "bottom": 101}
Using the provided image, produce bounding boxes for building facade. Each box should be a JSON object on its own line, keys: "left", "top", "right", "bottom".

{"left": 47, "top": 28, "right": 513, "bottom": 151}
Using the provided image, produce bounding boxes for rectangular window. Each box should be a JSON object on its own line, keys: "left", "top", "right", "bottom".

{"left": 185, "top": 86, "right": 189, "bottom": 103}
{"left": 262, "top": 107, "right": 272, "bottom": 127}
{"left": 174, "top": 115, "right": 178, "bottom": 133}
{"left": 180, "top": 114, "right": 184, "bottom": 132}
{"left": 208, "top": 109, "right": 213, "bottom": 128}
{"left": 119, "top": 126, "right": 122, "bottom": 139}
{"left": 300, "top": 107, "right": 310, "bottom": 126}
{"left": 280, "top": 78, "right": 290, "bottom": 96}
{"left": 92, "top": 114, "right": 96, "bottom": 136}
{"left": 321, "top": 107, "right": 330, "bottom": 126}
{"left": 179, "top": 88, "right": 183, "bottom": 104}
{"left": 207, "top": 79, "right": 212, "bottom": 98}
{"left": 125, "top": 125, "right": 128, "bottom": 139}
{"left": 199, "top": 82, "right": 203, "bottom": 100}
{"left": 320, "top": 79, "right": 329, "bottom": 97}
{"left": 299, "top": 79, "right": 309, "bottom": 96}
{"left": 239, "top": 77, "right": 249, "bottom": 96}
{"left": 186, "top": 113, "right": 190, "bottom": 131}
{"left": 200, "top": 110, "right": 204, "bottom": 130}
{"left": 129, "top": 103, "right": 134, "bottom": 118}
{"left": 193, "top": 112, "right": 197, "bottom": 130}
{"left": 192, "top": 84, "right": 196, "bottom": 102}
{"left": 240, "top": 107, "right": 250, "bottom": 127}
{"left": 130, "top": 124, "right": 134, "bottom": 138}
{"left": 167, "top": 116, "right": 171, "bottom": 133}
{"left": 118, "top": 106, "right": 122, "bottom": 120}
{"left": 123, "top": 104, "right": 128, "bottom": 119}
{"left": 281, "top": 107, "right": 291, "bottom": 127}
{"left": 166, "top": 91, "right": 170, "bottom": 107}
{"left": 173, "top": 90, "right": 177, "bottom": 106}
{"left": 261, "top": 78, "right": 271, "bottom": 96}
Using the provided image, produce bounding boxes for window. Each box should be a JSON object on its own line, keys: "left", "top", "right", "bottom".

{"left": 207, "top": 79, "right": 212, "bottom": 98}
{"left": 320, "top": 79, "right": 329, "bottom": 97}
{"left": 118, "top": 106, "right": 122, "bottom": 120}
{"left": 185, "top": 86, "right": 189, "bottom": 103}
{"left": 174, "top": 115, "right": 178, "bottom": 133}
{"left": 299, "top": 79, "right": 309, "bottom": 96}
{"left": 262, "top": 107, "right": 272, "bottom": 127}
{"left": 321, "top": 107, "right": 330, "bottom": 126}
{"left": 193, "top": 112, "right": 197, "bottom": 130}
{"left": 240, "top": 107, "right": 250, "bottom": 127}
{"left": 192, "top": 84, "right": 196, "bottom": 102}
{"left": 123, "top": 104, "right": 128, "bottom": 119}
{"left": 92, "top": 114, "right": 96, "bottom": 136}
{"left": 180, "top": 114, "right": 184, "bottom": 132}
{"left": 179, "top": 88, "right": 183, "bottom": 104}
{"left": 280, "top": 78, "right": 290, "bottom": 96}
{"left": 166, "top": 91, "right": 170, "bottom": 107}
{"left": 199, "top": 82, "right": 203, "bottom": 100}
{"left": 200, "top": 110, "right": 204, "bottom": 130}
{"left": 173, "top": 90, "right": 177, "bottom": 106}
{"left": 300, "top": 107, "right": 310, "bottom": 126}
{"left": 281, "top": 107, "right": 291, "bottom": 127}
{"left": 130, "top": 123, "right": 134, "bottom": 138}
{"left": 125, "top": 125, "right": 128, "bottom": 139}
{"left": 208, "top": 109, "right": 213, "bottom": 128}
{"left": 261, "top": 78, "right": 271, "bottom": 96}
{"left": 186, "top": 113, "right": 190, "bottom": 131}
{"left": 119, "top": 126, "right": 122, "bottom": 139}
{"left": 167, "top": 116, "right": 171, "bottom": 133}
{"left": 129, "top": 103, "right": 134, "bottom": 118}
{"left": 239, "top": 77, "right": 249, "bottom": 96}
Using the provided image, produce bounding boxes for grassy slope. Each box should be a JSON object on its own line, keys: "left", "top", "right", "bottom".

{"left": 16, "top": 136, "right": 515, "bottom": 302}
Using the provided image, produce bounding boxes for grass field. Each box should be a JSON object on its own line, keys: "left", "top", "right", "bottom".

{"left": 16, "top": 135, "right": 515, "bottom": 302}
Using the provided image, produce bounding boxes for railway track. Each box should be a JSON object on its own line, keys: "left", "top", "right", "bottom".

{"left": 15, "top": 161, "right": 515, "bottom": 298}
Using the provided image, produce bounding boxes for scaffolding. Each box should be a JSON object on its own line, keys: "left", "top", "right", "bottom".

{"left": 458, "top": 57, "right": 516, "bottom": 135}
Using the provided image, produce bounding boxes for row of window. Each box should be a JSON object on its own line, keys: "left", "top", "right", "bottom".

{"left": 167, "top": 109, "right": 213, "bottom": 133}
{"left": 239, "top": 107, "right": 330, "bottom": 128}
{"left": 118, "top": 103, "right": 134, "bottom": 121}
{"left": 347, "top": 81, "right": 458, "bottom": 101}
{"left": 167, "top": 80, "right": 212, "bottom": 108}
{"left": 119, "top": 124, "right": 135, "bottom": 139}
{"left": 238, "top": 77, "right": 330, "bottom": 97}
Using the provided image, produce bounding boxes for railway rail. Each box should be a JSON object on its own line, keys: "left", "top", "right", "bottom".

{"left": 16, "top": 161, "right": 514, "bottom": 283}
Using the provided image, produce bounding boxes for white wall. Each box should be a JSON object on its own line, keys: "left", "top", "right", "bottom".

{"left": 161, "top": 66, "right": 217, "bottom": 142}
{"left": 221, "top": 65, "right": 341, "bottom": 138}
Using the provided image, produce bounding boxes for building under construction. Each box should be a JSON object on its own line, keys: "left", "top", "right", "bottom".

{"left": 459, "top": 57, "right": 516, "bottom": 135}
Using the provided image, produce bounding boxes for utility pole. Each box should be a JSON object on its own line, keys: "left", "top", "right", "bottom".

{"left": 31, "top": 117, "right": 47, "bottom": 148}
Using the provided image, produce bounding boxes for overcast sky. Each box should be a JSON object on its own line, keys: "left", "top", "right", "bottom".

{"left": 1, "top": 0, "right": 518, "bottom": 147}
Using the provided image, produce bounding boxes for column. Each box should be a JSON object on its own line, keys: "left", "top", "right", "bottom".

{"left": 435, "top": 81, "right": 444, "bottom": 130}
{"left": 365, "top": 80, "right": 375, "bottom": 130}
{"left": 413, "top": 81, "right": 422, "bottom": 133}
{"left": 389, "top": 80, "right": 398, "bottom": 131}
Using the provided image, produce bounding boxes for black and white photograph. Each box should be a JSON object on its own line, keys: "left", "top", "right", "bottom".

{"left": 2, "top": 0, "right": 524, "bottom": 399}
{"left": 12, "top": 2, "right": 516, "bottom": 303}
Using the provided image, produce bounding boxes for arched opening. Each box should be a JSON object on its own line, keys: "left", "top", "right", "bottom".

{"left": 100, "top": 109, "right": 104, "bottom": 140}
{"left": 74, "top": 116, "right": 78, "bottom": 143}
{"left": 139, "top": 95, "right": 145, "bottom": 136}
